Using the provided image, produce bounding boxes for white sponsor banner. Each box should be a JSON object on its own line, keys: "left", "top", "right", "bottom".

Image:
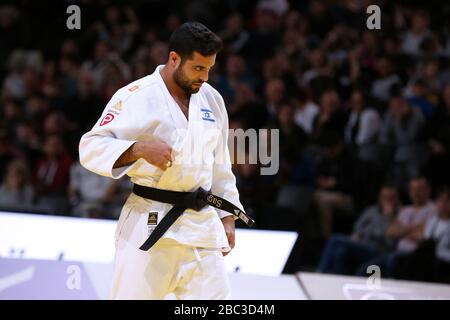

{"left": 0, "top": 211, "right": 297, "bottom": 276}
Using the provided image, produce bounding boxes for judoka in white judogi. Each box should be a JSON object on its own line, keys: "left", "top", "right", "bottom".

{"left": 79, "top": 64, "right": 243, "bottom": 299}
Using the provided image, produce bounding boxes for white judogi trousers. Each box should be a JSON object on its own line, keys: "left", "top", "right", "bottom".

{"left": 109, "top": 199, "right": 232, "bottom": 300}
{"left": 110, "top": 238, "right": 231, "bottom": 300}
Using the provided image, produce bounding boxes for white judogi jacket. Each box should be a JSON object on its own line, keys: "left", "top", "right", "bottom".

{"left": 79, "top": 65, "right": 243, "bottom": 251}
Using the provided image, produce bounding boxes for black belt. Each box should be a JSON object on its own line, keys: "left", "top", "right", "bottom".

{"left": 132, "top": 184, "right": 255, "bottom": 251}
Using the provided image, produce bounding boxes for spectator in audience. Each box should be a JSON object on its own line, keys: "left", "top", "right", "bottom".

{"left": 234, "top": 153, "right": 267, "bottom": 226}
{"left": 317, "top": 185, "right": 399, "bottom": 275}
{"left": 401, "top": 9, "right": 433, "bottom": 58}
{"left": 379, "top": 92, "right": 428, "bottom": 191}
{"left": 393, "top": 186, "right": 450, "bottom": 283}
{"left": 356, "top": 176, "right": 437, "bottom": 277}
{"left": 69, "top": 162, "right": 126, "bottom": 219}
{"left": 14, "top": 121, "right": 40, "bottom": 162}
{"left": 0, "top": 130, "right": 23, "bottom": 182}
{"left": 405, "top": 78, "right": 437, "bottom": 119}
{"left": 2, "top": 99, "right": 22, "bottom": 132}
{"left": 270, "top": 102, "right": 309, "bottom": 165}
{"left": 300, "top": 48, "right": 332, "bottom": 88}
{"left": 425, "top": 83, "right": 450, "bottom": 189}
{"left": 0, "top": 5, "right": 24, "bottom": 72}
{"left": 218, "top": 13, "right": 250, "bottom": 55}
{"left": 292, "top": 88, "right": 319, "bottom": 135}
{"left": 0, "top": 160, "right": 34, "bottom": 211}
{"left": 261, "top": 56, "right": 285, "bottom": 82}
{"left": 312, "top": 134, "right": 361, "bottom": 238}
{"left": 263, "top": 78, "right": 285, "bottom": 121}
{"left": 33, "top": 134, "right": 73, "bottom": 214}
{"left": 312, "top": 88, "right": 348, "bottom": 144}
{"left": 281, "top": 15, "right": 307, "bottom": 59}
{"left": 228, "top": 83, "right": 268, "bottom": 129}
{"left": 433, "top": 199, "right": 450, "bottom": 283}
{"left": 370, "top": 56, "right": 402, "bottom": 107}
{"left": 269, "top": 102, "right": 314, "bottom": 189}
{"left": 417, "top": 59, "right": 443, "bottom": 96}
{"left": 24, "top": 94, "right": 51, "bottom": 126}
{"left": 307, "top": 0, "right": 335, "bottom": 41}
{"left": 344, "top": 88, "right": 381, "bottom": 164}
{"left": 242, "top": 6, "right": 282, "bottom": 69}
{"left": 216, "top": 54, "right": 257, "bottom": 105}
{"left": 65, "top": 70, "right": 104, "bottom": 133}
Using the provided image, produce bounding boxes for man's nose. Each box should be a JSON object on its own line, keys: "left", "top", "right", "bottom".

{"left": 200, "top": 71, "right": 208, "bottom": 82}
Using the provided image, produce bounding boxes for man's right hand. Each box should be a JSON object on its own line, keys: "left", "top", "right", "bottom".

{"left": 133, "top": 139, "right": 173, "bottom": 170}
{"left": 113, "top": 138, "right": 173, "bottom": 170}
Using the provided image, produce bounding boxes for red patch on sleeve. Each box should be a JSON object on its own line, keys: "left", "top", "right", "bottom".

{"left": 128, "top": 85, "right": 140, "bottom": 92}
{"left": 100, "top": 113, "right": 115, "bottom": 126}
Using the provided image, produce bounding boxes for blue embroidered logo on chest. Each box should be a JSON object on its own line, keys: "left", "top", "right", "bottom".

{"left": 201, "top": 108, "right": 215, "bottom": 122}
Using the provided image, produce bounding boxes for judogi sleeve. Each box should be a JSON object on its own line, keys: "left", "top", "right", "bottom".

{"left": 79, "top": 89, "right": 151, "bottom": 179}
{"left": 211, "top": 93, "right": 244, "bottom": 219}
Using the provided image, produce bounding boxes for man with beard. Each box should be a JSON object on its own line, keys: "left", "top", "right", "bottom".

{"left": 79, "top": 22, "right": 251, "bottom": 299}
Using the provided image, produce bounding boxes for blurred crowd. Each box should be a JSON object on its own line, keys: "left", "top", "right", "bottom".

{"left": 0, "top": 0, "right": 449, "bottom": 282}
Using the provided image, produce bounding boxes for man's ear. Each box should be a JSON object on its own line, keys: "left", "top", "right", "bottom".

{"left": 169, "top": 51, "right": 181, "bottom": 68}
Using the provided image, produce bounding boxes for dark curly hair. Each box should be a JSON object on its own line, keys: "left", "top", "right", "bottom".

{"left": 168, "top": 21, "right": 223, "bottom": 61}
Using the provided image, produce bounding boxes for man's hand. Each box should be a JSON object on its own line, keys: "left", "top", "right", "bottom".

{"left": 134, "top": 139, "right": 174, "bottom": 170}
{"left": 113, "top": 139, "right": 173, "bottom": 170}
{"left": 221, "top": 215, "right": 235, "bottom": 256}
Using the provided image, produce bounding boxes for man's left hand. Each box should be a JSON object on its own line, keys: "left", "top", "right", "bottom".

{"left": 221, "top": 215, "right": 235, "bottom": 256}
